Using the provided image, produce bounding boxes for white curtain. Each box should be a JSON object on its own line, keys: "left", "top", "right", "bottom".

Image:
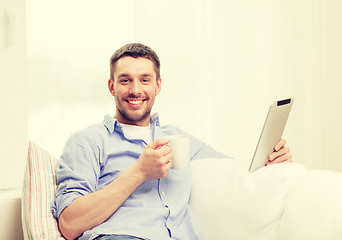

{"left": 27, "top": 0, "right": 342, "bottom": 172}
{"left": 135, "top": 0, "right": 342, "bottom": 171}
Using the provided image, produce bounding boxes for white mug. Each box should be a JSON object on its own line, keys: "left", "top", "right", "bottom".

{"left": 165, "top": 135, "right": 190, "bottom": 170}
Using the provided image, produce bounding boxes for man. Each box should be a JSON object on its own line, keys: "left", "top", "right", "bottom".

{"left": 52, "top": 43, "right": 292, "bottom": 240}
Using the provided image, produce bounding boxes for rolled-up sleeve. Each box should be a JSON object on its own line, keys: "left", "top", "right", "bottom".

{"left": 184, "top": 131, "right": 233, "bottom": 160}
{"left": 52, "top": 132, "right": 101, "bottom": 219}
{"left": 191, "top": 140, "right": 232, "bottom": 160}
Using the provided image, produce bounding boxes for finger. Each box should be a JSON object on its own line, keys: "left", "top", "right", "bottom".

{"left": 270, "top": 152, "right": 292, "bottom": 164}
{"left": 154, "top": 151, "right": 172, "bottom": 168}
{"left": 269, "top": 147, "right": 289, "bottom": 161}
{"left": 266, "top": 153, "right": 293, "bottom": 166}
{"left": 274, "top": 139, "right": 286, "bottom": 151}
{"left": 159, "top": 154, "right": 173, "bottom": 177}
{"left": 148, "top": 138, "right": 170, "bottom": 150}
{"left": 163, "top": 155, "right": 174, "bottom": 168}
{"left": 157, "top": 145, "right": 172, "bottom": 157}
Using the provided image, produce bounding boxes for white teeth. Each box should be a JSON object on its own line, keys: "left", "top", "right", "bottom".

{"left": 128, "top": 100, "right": 142, "bottom": 105}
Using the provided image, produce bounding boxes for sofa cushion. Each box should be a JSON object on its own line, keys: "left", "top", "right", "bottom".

{"left": 278, "top": 170, "right": 342, "bottom": 240}
{"left": 22, "top": 141, "right": 65, "bottom": 239}
{"left": 190, "top": 158, "right": 307, "bottom": 240}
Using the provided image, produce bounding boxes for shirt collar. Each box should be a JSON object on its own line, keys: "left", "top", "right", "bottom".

{"left": 103, "top": 113, "right": 160, "bottom": 134}
{"left": 150, "top": 113, "right": 160, "bottom": 126}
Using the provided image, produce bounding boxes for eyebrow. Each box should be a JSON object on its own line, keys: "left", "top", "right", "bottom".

{"left": 118, "top": 73, "right": 130, "bottom": 78}
{"left": 140, "top": 73, "right": 153, "bottom": 78}
{"left": 117, "top": 73, "right": 154, "bottom": 78}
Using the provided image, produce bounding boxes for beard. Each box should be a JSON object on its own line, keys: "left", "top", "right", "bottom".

{"left": 115, "top": 92, "right": 155, "bottom": 125}
{"left": 116, "top": 106, "right": 152, "bottom": 124}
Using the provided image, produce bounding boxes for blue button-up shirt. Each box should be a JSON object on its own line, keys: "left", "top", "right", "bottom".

{"left": 52, "top": 114, "right": 229, "bottom": 240}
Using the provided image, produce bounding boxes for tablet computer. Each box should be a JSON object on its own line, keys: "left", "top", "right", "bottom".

{"left": 249, "top": 98, "right": 294, "bottom": 172}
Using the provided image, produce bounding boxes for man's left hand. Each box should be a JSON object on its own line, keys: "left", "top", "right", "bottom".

{"left": 266, "top": 139, "right": 292, "bottom": 166}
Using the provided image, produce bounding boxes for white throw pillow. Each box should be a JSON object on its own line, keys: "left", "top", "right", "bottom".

{"left": 190, "top": 158, "right": 307, "bottom": 240}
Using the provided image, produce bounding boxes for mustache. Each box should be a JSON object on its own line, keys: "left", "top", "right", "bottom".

{"left": 126, "top": 93, "right": 149, "bottom": 100}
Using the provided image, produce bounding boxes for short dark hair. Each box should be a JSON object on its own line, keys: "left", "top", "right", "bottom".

{"left": 109, "top": 43, "right": 161, "bottom": 81}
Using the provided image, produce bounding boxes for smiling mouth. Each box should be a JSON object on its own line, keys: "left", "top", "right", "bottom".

{"left": 125, "top": 99, "right": 146, "bottom": 108}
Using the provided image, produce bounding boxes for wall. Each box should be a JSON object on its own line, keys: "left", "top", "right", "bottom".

{"left": 27, "top": 0, "right": 342, "bottom": 170}
{"left": 27, "top": 0, "right": 135, "bottom": 156}
{"left": 321, "top": 0, "right": 342, "bottom": 171}
{"left": 0, "top": 0, "right": 26, "bottom": 238}
{"left": 26, "top": 1, "right": 342, "bottom": 172}
{"left": 209, "top": 0, "right": 324, "bottom": 169}
{"left": 135, "top": 0, "right": 342, "bottom": 172}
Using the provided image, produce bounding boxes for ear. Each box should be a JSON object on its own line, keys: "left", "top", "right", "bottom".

{"left": 108, "top": 79, "right": 115, "bottom": 96}
{"left": 156, "top": 77, "right": 162, "bottom": 96}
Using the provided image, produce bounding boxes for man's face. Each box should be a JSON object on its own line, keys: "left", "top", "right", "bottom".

{"left": 108, "top": 56, "right": 161, "bottom": 126}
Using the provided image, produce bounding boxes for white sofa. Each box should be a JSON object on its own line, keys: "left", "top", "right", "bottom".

{"left": 22, "top": 142, "right": 342, "bottom": 239}
{"left": 190, "top": 158, "right": 342, "bottom": 240}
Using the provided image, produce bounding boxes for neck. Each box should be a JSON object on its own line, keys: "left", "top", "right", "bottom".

{"left": 114, "top": 112, "right": 150, "bottom": 127}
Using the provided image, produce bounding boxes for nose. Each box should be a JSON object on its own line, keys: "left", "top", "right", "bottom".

{"left": 129, "top": 80, "right": 142, "bottom": 96}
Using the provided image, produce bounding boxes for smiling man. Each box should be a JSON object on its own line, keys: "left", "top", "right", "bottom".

{"left": 109, "top": 55, "right": 161, "bottom": 126}
{"left": 52, "top": 43, "right": 292, "bottom": 240}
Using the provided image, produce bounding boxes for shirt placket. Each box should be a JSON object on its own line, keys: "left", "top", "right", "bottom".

{"left": 151, "top": 115, "right": 176, "bottom": 239}
{"left": 158, "top": 178, "right": 175, "bottom": 239}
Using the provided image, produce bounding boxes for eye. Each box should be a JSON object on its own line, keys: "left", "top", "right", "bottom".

{"left": 142, "top": 79, "right": 150, "bottom": 84}
{"left": 120, "top": 79, "right": 130, "bottom": 84}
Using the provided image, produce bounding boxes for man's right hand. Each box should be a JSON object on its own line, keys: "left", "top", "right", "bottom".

{"left": 59, "top": 138, "right": 173, "bottom": 239}
{"left": 135, "top": 138, "right": 173, "bottom": 180}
